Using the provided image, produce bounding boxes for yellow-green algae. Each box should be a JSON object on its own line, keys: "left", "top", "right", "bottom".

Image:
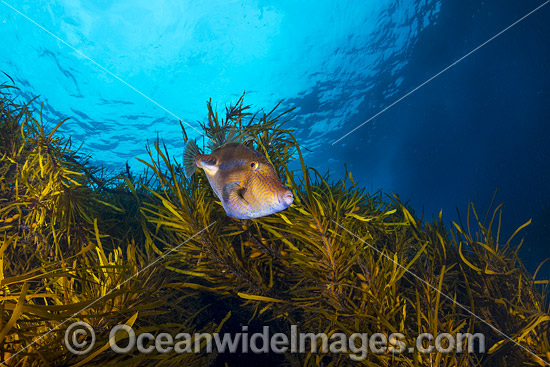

{"left": 0, "top": 84, "right": 549, "bottom": 366}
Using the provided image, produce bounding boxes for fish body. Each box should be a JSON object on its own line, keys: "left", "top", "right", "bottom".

{"left": 184, "top": 139, "right": 293, "bottom": 219}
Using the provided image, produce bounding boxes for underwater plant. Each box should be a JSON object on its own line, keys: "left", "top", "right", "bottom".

{"left": 1, "top": 84, "right": 549, "bottom": 366}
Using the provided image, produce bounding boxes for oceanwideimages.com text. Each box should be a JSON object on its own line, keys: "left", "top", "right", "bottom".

{"left": 65, "top": 322, "right": 486, "bottom": 360}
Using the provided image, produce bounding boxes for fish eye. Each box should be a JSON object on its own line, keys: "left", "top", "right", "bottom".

{"left": 250, "top": 161, "right": 258, "bottom": 170}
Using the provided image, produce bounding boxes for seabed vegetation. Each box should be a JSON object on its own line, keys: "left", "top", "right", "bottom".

{"left": 0, "top": 82, "right": 549, "bottom": 367}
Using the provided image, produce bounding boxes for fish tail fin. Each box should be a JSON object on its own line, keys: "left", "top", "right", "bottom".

{"left": 183, "top": 139, "right": 200, "bottom": 178}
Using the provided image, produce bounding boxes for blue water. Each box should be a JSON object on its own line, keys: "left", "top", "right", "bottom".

{"left": 1, "top": 0, "right": 549, "bottom": 278}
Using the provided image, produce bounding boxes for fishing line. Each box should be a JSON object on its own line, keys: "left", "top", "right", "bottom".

{"left": 332, "top": 0, "right": 550, "bottom": 145}
{"left": 334, "top": 220, "right": 549, "bottom": 366}
{"left": 0, "top": 222, "right": 217, "bottom": 366}
{"left": 0, "top": 0, "right": 205, "bottom": 137}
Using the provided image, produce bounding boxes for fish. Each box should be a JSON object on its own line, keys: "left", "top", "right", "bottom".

{"left": 183, "top": 133, "right": 294, "bottom": 219}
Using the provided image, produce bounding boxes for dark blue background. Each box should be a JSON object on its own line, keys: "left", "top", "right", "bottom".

{"left": 325, "top": 0, "right": 550, "bottom": 279}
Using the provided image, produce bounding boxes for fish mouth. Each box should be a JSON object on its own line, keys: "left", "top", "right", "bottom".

{"left": 278, "top": 189, "right": 294, "bottom": 207}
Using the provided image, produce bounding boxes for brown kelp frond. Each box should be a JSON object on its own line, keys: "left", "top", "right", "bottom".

{"left": 1, "top": 84, "right": 549, "bottom": 366}
{"left": 0, "top": 84, "right": 224, "bottom": 366}
{"left": 192, "top": 93, "right": 297, "bottom": 171}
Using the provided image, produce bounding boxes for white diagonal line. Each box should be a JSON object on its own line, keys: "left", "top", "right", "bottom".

{"left": 0, "top": 0, "right": 205, "bottom": 137}
{"left": 332, "top": 1, "right": 550, "bottom": 145}
{"left": 333, "top": 220, "right": 549, "bottom": 365}
{"left": 0, "top": 222, "right": 216, "bottom": 366}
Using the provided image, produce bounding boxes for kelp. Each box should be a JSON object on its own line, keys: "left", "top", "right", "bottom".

{"left": 0, "top": 84, "right": 226, "bottom": 367}
{"left": 0, "top": 83, "right": 549, "bottom": 366}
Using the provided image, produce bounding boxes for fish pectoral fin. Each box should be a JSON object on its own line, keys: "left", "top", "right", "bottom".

{"left": 237, "top": 187, "right": 248, "bottom": 204}
{"left": 222, "top": 182, "right": 248, "bottom": 204}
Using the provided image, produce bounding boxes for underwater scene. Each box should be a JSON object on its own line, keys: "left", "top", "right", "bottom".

{"left": 1, "top": 0, "right": 549, "bottom": 366}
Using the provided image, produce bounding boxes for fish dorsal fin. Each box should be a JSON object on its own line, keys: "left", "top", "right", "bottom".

{"left": 208, "top": 128, "right": 251, "bottom": 151}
